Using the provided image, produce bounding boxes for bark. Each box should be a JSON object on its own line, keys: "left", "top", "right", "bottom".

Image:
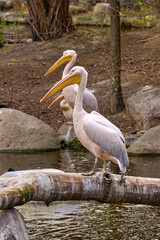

{"left": 0, "top": 169, "right": 160, "bottom": 209}
{"left": 0, "top": 209, "right": 29, "bottom": 239}
{"left": 26, "top": 0, "right": 75, "bottom": 41}
{"left": 110, "top": 0, "right": 125, "bottom": 113}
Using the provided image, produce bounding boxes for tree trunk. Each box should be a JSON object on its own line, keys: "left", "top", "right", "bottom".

{"left": 110, "top": 0, "right": 125, "bottom": 113}
{"left": 26, "top": 0, "right": 75, "bottom": 41}
{"left": 0, "top": 169, "right": 160, "bottom": 209}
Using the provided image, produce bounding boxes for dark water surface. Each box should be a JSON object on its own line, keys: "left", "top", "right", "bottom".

{"left": 0, "top": 149, "right": 160, "bottom": 239}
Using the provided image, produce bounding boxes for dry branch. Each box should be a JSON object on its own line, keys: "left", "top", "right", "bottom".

{"left": 0, "top": 169, "right": 160, "bottom": 209}
{"left": 140, "top": 34, "right": 160, "bottom": 42}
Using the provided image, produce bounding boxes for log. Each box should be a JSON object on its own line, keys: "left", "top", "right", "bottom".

{"left": 0, "top": 209, "right": 29, "bottom": 239}
{"left": 0, "top": 169, "right": 160, "bottom": 209}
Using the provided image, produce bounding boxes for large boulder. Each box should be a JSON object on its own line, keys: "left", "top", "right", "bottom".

{"left": 126, "top": 86, "right": 160, "bottom": 131}
{"left": 127, "top": 125, "right": 160, "bottom": 155}
{"left": 0, "top": 0, "right": 13, "bottom": 9}
{"left": 74, "top": 13, "right": 110, "bottom": 26}
{"left": 94, "top": 3, "right": 110, "bottom": 15}
{"left": 69, "top": 5, "right": 86, "bottom": 15}
{"left": 0, "top": 108, "right": 60, "bottom": 152}
{"left": 58, "top": 123, "right": 81, "bottom": 147}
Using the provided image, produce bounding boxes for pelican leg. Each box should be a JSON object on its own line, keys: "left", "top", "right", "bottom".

{"left": 101, "top": 160, "right": 107, "bottom": 174}
{"left": 81, "top": 157, "right": 98, "bottom": 176}
{"left": 120, "top": 172, "right": 126, "bottom": 183}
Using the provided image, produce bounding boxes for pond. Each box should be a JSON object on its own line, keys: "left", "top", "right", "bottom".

{"left": 0, "top": 149, "right": 160, "bottom": 239}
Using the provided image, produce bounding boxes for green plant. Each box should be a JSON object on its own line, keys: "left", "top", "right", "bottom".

{"left": 0, "top": 21, "right": 6, "bottom": 47}
{"left": 133, "top": 1, "right": 155, "bottom": 28}
{"left": 0, "top": 20, "right": 15, "bottom": 47}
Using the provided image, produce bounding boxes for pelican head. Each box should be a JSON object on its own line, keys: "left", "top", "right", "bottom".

{"left": 44, "top": 50, "right": 77, "bottom": 77}
{"left": 40, "top": 66, "right": 87, "bottom": 106}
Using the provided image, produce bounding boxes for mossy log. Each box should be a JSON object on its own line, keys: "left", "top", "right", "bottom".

{"left": 0, "top": 169, "right": 160, "bottom": 209}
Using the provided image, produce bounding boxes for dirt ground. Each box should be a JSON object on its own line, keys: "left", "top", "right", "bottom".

{"left": 0, "top": 25, "right": 160, "bottom": 133}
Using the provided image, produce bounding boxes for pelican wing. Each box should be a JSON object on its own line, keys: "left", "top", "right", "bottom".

{"left": 82, "top": 88, "right": 99, "bottom": 112}
{"left": 84, "top": 118, "right": 129, "bottom": 167}
{"left": 90, "top": 111, "right": 125, "bottom": 143}
{"left": 65, "top": 85, "right": 99, "bottom": 113}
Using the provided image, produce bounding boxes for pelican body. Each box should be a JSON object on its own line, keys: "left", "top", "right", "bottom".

{"left": 60, "top": 99, "right": 73, "bottom": 124}
{"left": 44, "top": 50, "right": 99, "bottom": 117}
{"left": 40, "top": 66, "right": 129, "bottom": 177}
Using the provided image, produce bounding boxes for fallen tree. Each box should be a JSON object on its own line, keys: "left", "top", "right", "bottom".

{"left": 0, "top": 169, "right": 160, "bottom": 209}
{"left": 0, "top": 209, "right": 29, "bottom": 240}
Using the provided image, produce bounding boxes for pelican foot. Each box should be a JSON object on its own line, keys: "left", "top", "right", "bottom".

{"left": 81, "top": 171, "right": 96, "bottom": 176}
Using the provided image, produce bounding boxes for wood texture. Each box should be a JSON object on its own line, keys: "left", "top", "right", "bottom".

{"left": 110, "top": 0, "right": 125, "bottom": 113}
{"left": 0, "top": 169, "right": 160, "bottom": 209}
{"left": 26, "top": 0, "right": 74, "bottom": 40}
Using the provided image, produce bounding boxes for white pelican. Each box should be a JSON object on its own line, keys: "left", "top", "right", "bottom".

{"left": 44, "top": 50, "right": 99, "bottom": 119}
{"left": 60, "top": 99, "right": 73, "bottom": 124}
{"left": 40, "top": 66, "right": 129, "bottom": 179}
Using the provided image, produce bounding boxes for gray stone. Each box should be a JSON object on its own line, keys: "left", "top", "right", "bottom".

{"left": 0, "top": 108, "right": 60, "bottom": 152}
{"left": 124, "top": 131, "right": 145, "bottom": 148}
{"left": 69, "top": 5, "right": 86, "bottom": 15}
{"left": 74, "top": 12, "right": 110, "bottom": 26}
{"left": 126, "top": 86, "right": 160, "bottom": 131}
{"left": 127, "top": 125, "right": 160, "bottom": 155}
{"left": 0, "top": 0, "right": 13, "bottom": 8}
{"left": 94, "top": 3, "right": 110, "bottom": 15}
{"left": 58, "top": 123, "right": 77, "bottom": 145}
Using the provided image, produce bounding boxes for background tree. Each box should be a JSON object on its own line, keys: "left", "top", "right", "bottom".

{"left": 26, "top": 0, "right": 75, "bottom": 41}
{"left": 110, "top": 0, "right": 125, "bottom": 113}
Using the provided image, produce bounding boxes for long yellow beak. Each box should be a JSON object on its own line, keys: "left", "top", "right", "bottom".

{"left": 48, "top": 92, "right": 64, "bottom": 109}
{"left": 44, "top": 55, "right": 72, "bottom": 77}
{"left": 40, "top": 70, "right": 81, "bottom": 103}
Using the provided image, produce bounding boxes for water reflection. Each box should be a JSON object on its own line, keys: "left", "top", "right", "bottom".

{"left": 0, "top": 150, "right": 160, "bottom": 240}
{"left": 1, "top": 149, "right": 159, "bottom": 177}
{"left": 17, "top": 201, "right": 160, "bottom": 240}
{"left": 128, "top": 155, "right": 160, "bottom": 178}
{"left": 0, "top": 151, "right": 61, "bottom": 175}
{"left": 0, "top": 149, "right": 102, "bottom": 176}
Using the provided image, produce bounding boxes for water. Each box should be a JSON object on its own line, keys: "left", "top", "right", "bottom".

{"left": 0, "top": 149, "right": 160, "bottom": 239}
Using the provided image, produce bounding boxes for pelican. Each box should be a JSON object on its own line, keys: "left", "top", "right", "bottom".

{"left": 44, "top": 50, "right": 99, "bottom": 121}
{"left": 48, "top": 91, "right": 73, "bottom": 123}
{"left": 60, "top": 99, "right": 73, "bottom": 124}
{"left": 40, "top": 66, "right": 129, "bottom": 179}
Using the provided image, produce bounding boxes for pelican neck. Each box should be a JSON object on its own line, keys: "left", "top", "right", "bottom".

{"left": 74, "top": 71, "right": 88, "bottom": 112}
{"left": 62, "top": 55, "right": 76, "bottom": 78}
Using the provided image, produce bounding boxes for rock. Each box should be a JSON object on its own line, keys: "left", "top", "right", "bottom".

{"left": 0, "top": 12, "right": 29, "bottom": 25}
{"left": 74, "top": 13, "right": 110, "bottom": 26}
{"left": 127, "top": 125, "right": 160, "bottom": 155}
{"left": 69, "top": 5, "right": 86, "bottom": 15}
{"left": 0, "top": 0, "right": 13, "bottom": 9}
{"left": 0, "top": 108, "right": 60, "bottom": 152}
{"left": 94, "top": 3, "right": 110, "bottom": 15}
{"left": 126, "top": 86, "right": 160, "bottom": 131}
{"left": 124, "top": 131, "right": 145, "bottom": 148}
{"left": 58, "top": 123, "right": 80, "bottom": 147}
